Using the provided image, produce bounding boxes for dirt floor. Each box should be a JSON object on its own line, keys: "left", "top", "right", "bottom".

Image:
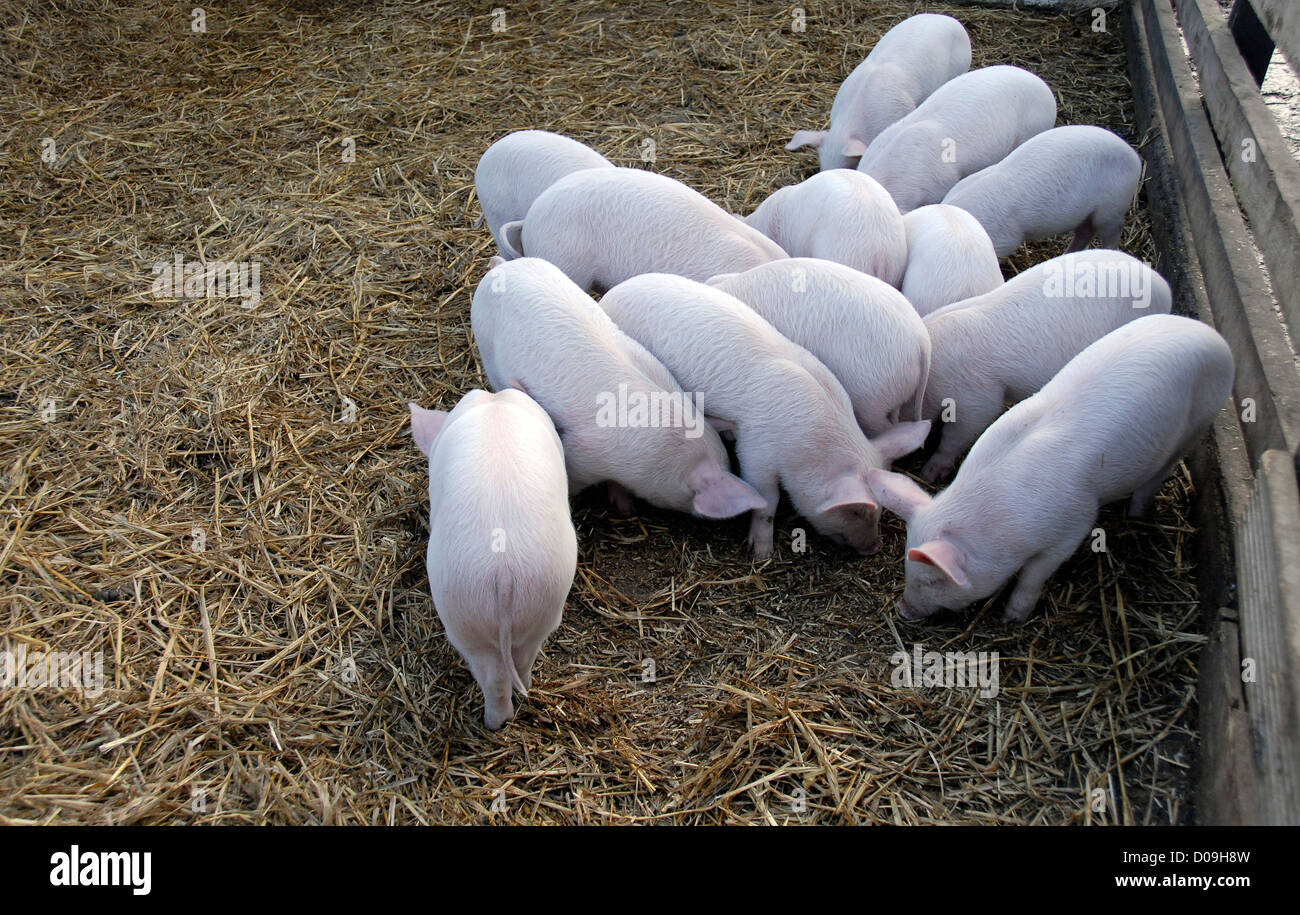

{"left": 0, "top": 0, "right": 1201, "bottom": 824}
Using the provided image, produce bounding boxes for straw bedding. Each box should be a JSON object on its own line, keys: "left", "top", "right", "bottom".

{"left": 0, "top": 0, "right": 1199, "bottom": 824}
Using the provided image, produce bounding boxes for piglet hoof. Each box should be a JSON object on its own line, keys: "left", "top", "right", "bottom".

{"left": 1001, "top": 603, "right": 1034, "bottom": 625}
{"left": 920, "top": 458, "right": 952, "bottom": 484}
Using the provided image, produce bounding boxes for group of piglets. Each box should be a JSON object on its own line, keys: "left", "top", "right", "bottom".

{"left": 410, "top": 13, "right": 1236, "bottom": 728}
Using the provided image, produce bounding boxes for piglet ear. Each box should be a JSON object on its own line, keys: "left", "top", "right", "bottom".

{"left": 866, "top": 468, "right": 931, "bottom": 521}
{"left": 786, "top": 130, "right": 829, "bottom": 151}
{"left": 692, "top": 470, "right": 767, "bottom": 520}
{"left": 907, "top": 540, "right": 970, "bottom": 588}
{"left": 870, "top": 420, "right": 931, "bottom": 462}
{"left": 841, "top": 137, "right": 869, "bottom": 159}
{"left": 409, "top": 403, "right": 449, "bottom": 457}
{"left": 815, "top": 474, "right": 877, "bottom": 515}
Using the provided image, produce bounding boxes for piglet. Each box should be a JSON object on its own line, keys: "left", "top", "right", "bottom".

{"left": 856, "top": 65, "right": 1057, "bottom": 213}
{"left": 600, "top": 273, "right": 930, "bottom": 560}
{"left": 497, "top": 167, "right": 787, "bottom": 293}
{"left": 471, "top": 257, "right": 765, "bottom": 519}
{"left": 869, "top": 314, "right": 1234, "bottom": 622}
{"left": 921, "top": 250, "right": 1172, "bottom": 482}
{"left": 742, "top": 171, "right": 907, "bottom": 287}
{"left": 475, "top": 130, "right": 614, "bottom": 260}
{"left": 787, "top": 13, "right": 971, "bottom": 171}
{"left": 707, "top": 258, "right": 930, "bottom": 436}
{"left": 942, "top": 125, "right": 1142, "bottom": 256}
{"left": 900, "top": 204, "right": 1003, "bottom": 316}
{"left": 409, "top": 388, "right": 577, "bottom": 729}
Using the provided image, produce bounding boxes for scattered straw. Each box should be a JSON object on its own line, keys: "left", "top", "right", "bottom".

{"left": 0, "top": 0, "right": 1192, "bottom": 824}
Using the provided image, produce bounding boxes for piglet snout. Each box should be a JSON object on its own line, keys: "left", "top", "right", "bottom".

{"left": 897, "top": 598, "right": 923, "bottom": 621}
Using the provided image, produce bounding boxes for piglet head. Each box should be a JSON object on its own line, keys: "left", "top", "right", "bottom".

{"left": 868, "top": 468, "right": 975, "bottom": 620}
{"left": 899, "top": 540, "right": 972, "bottom": 620}
{"left": 813, "top": 474, "right": 880, "bottom": 555}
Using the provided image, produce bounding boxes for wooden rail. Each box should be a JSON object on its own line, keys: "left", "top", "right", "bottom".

{"left": 1236, "top": 450, "right": 1300, "bottom": 824}
{"left": 1138, "top": 0, "right": 1300, "bottom": 465}
{"left": 1177, "top": 0, "right": 1300, "bottom": 361}
{"left": 1128, "top": 0, "right": 1300, "bottom": 824}
{"left": 1251, "top": 0, "right": 1300, "bottom": 80}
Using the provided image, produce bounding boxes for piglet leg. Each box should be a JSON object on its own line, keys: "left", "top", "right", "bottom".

{"left": 607, "top": 481, "right": 634, "bottom": 515}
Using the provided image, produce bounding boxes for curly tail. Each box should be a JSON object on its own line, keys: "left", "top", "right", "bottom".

{"left": 499, "top": 220, "right": 525, "bottom": 260}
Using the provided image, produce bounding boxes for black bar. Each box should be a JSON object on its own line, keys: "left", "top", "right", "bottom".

{"left": 0, "top": 825, "right": 1280, "bottom": 900}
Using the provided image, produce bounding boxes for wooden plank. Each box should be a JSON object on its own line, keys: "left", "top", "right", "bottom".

{"left": 1126, "top": 0, "right": 1219, "bottom": 326}
{"left": 1177, "top": 0, "right": 1300, "bottom": 353}
{"left": 1229, "top": 0, "right": 1275, "bottom": 85}
{"left": 1253, "top": 0, "right": 1300, "bottom": 81}
{"left": 1127, "top": 2, "right": 1260, "bottom": 825}
{"left": 1190, "top": 409, "right": 1260, "bottom": 824}
{"left": 1235, "top": 449, "right": 1300, "bottom": 824}
{"left": 1199, "top": 617, "right": 1262, "bottom": 823}
{"left": 1139, "top": 0, "right": 1300, "bottom": 465}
